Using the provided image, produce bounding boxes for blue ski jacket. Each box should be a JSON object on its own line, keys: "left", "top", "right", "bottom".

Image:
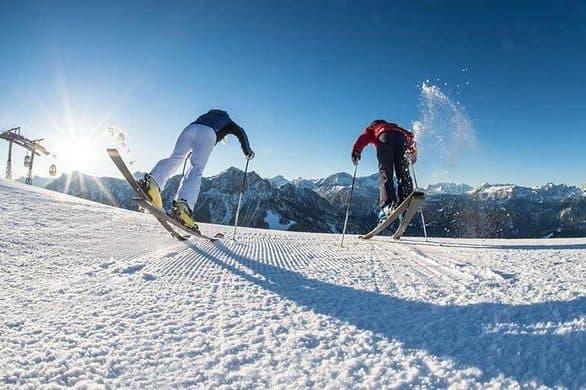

{"left": 193, "top": 109, "right": 252, "bottom": 157}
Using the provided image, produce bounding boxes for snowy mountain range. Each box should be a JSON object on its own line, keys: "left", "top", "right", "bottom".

{"left": 15, "top": 175, "right": 55, "bottom": 188}
{"left": 37, "top": 170, "right": 586, "bottom": 238}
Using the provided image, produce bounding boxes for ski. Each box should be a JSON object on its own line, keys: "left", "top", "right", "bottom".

{"left": 107, "top": 148, "right": 223, "bottom": 242}
{"left": 134, "top": 198, "right": 224, "bottom": 241}
{"left": 148, "top": 211, "right": 190, "bottom": 241}
{"left": 359, "top": 191, "right": 425, "bottom": 240}
{"left": 392, "top": 192, "right": 425, "bottom": 240}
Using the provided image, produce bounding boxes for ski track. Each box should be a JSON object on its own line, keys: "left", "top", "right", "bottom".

{"left": 1, "top": 180, "right": 586, "bottom": 388}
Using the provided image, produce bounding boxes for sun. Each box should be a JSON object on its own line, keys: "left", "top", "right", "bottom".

{"left": 53, "top": 133, "right": 96, "bottom": 173}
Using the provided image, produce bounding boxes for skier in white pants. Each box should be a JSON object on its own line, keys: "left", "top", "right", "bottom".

{"left": 139, "top": 109, "right": 254, "bottom": 232}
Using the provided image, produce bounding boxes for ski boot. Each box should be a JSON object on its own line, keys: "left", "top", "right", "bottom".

{"left": 378, "top": 203, "right": 394, "bottom": 224}
{"left": 138, "top": 174, "right": 163, "bottom": 209}
{"left": 172, "top": 200, "right": 201, "bottom": 234}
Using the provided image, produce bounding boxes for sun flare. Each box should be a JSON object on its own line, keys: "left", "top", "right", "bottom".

{"left": 53, "top": 134, "right": 96, "bottom": 173}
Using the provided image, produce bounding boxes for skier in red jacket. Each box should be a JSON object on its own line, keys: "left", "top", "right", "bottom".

{"left": 351, "top": 119, "right": 418, "bottom": 222}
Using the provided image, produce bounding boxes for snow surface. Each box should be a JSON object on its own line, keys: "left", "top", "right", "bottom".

{"left": 1, "top": 179, "right": 585, "bottom": 388}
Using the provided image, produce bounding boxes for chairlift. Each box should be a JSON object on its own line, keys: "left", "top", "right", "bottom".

{"left": 49, "top": 164, "right": 57, "bottom": 176}
{"left": 24, "top": 154, "right": 31, "bottom": 167}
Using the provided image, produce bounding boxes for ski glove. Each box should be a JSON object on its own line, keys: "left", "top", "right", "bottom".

{"left": 351, "top": 151, "right": 361, "bottom": 165}
{"left": 246, "top": 151, "right": 255, "bottom": 160}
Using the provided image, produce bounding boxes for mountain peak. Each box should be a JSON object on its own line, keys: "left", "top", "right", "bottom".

{"left": 315, "top": 172, "right": 353, "bottom": 187}
{"left": 218, "top": 166, "right": 243, "bottom": 176}
{"left": 267, "top": 175, "right": 290, "bottom": 188}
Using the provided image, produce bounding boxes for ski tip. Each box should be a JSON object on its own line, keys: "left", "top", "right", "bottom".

{"left": 106, "top": 148, "right": 120, "bottom": 156}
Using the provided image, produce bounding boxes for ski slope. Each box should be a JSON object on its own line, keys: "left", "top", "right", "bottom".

{"left": 1, "top": 180, "right": 585, "bottom": 388}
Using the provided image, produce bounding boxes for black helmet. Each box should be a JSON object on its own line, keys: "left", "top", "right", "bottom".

{"left": 208, "top": 109, "right": 229, "bottom": 117}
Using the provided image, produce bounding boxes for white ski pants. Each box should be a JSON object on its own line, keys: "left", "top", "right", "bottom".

{"left": 150, "top": 123, "right": 216, "bottom": 210}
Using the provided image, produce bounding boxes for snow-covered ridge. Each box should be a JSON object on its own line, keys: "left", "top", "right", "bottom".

{"left": 423, "top": 182, "right": 585, "bottom": 200}
{"left": 313, "top": 172, "right": 354, "bottom": 187}
{"left": 471, "top": 182, "right": 585, "bottom": 201}
{"left": 267, "top": 175, "right": 290, "bottom": 188}
{"left": 425, "top": 182, "right": 474, "bottom": 195}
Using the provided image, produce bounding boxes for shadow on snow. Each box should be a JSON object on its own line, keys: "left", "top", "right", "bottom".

{"left": 187, "top": 241, "right": 585, "bottom": 387}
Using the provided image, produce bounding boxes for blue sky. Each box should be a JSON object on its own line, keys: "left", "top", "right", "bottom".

{"left": 0, "top": 1, "right": 585, "bottom": 186}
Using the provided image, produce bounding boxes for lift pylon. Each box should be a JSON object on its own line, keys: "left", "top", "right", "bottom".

{"left": 1, "top": 127, "right": 53, "bottom": 184}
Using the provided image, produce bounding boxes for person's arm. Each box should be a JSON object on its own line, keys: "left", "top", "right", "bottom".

{"left": 352, "top": 132, "right": 372, "bottom": 154}
{"left": 350, "top": 128, "right": 374, "bottom": 164}
{"left": 223, "top": 122, "right": 254, "bottom": 158}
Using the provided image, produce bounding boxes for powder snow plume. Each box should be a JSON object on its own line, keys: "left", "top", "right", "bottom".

{"left": 107, "top": 126, "right": 135, "bottom": 166}
{"left": 412, "top": 82, "right": 476, "bottom": 168}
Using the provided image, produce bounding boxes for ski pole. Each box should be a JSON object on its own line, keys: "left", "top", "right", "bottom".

{"left": 340, "top": 163, "right": 358, "bottom": 247}
{"left": 410, "top": 160, "right": 420, "bottom": 189}
{"left": 232, "top": 158, "right": 250, "bottom": 240}
{"left": 410, "top": 163, "right": 428, "bottom": 240}
{"left": 182, "top": 152, "right": 192, "bottom": 176}
{"left": 180, "top": 152, "right": 192, "bottom": 186}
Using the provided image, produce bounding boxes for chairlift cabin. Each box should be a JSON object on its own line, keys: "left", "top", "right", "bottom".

{"left": 49, "top": 164, "right": 57, "bottom": 176}
{"left": 24, "top": 154, "right": 31, "bottom": 167}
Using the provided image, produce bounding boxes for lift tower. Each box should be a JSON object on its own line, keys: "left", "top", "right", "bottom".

{"left": 1, "top": 127, "right": 54, "bottom": 184}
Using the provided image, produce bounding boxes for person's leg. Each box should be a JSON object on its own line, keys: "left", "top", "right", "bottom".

{"left": 393, "top": 132, "right": 414, "bottom": 204}
{"left": 376, "top": 132, "right": 397, "bottom": 209}
{"left": 176, "top": 124, "right": 217, "bottom": 210}
{"left": 150, "top": 126, "right": 194, "bottom": 189}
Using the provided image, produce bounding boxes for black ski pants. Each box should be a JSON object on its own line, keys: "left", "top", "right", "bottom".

{"left": 376, "top": 131, "right": 414, "bottom": 209}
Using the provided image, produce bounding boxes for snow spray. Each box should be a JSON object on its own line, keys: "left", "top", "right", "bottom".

{"left": 412, "top": 82, "right": 476, "bottom": 172}
{"left": 107, "top": 127, "right": 135, "bottom": 166}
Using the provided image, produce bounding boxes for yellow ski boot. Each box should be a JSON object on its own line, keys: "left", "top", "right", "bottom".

{"left": 172, "top": 200, "right": 201, "bottom": 234}
{"left": 138, "top": 174, "right": 163, "bottom": 209}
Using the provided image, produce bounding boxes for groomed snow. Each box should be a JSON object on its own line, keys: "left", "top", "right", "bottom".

{"left": 1, "top": 180, "right": 585, "bottom": 388}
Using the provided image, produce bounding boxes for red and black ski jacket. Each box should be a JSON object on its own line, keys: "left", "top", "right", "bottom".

{"left": 352, "top": 121, "right": 418, "bottom": 160}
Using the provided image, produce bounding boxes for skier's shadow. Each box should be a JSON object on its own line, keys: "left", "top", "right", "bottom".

{"left": 188, "top": 241, "right": 585, "bottom": 387}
